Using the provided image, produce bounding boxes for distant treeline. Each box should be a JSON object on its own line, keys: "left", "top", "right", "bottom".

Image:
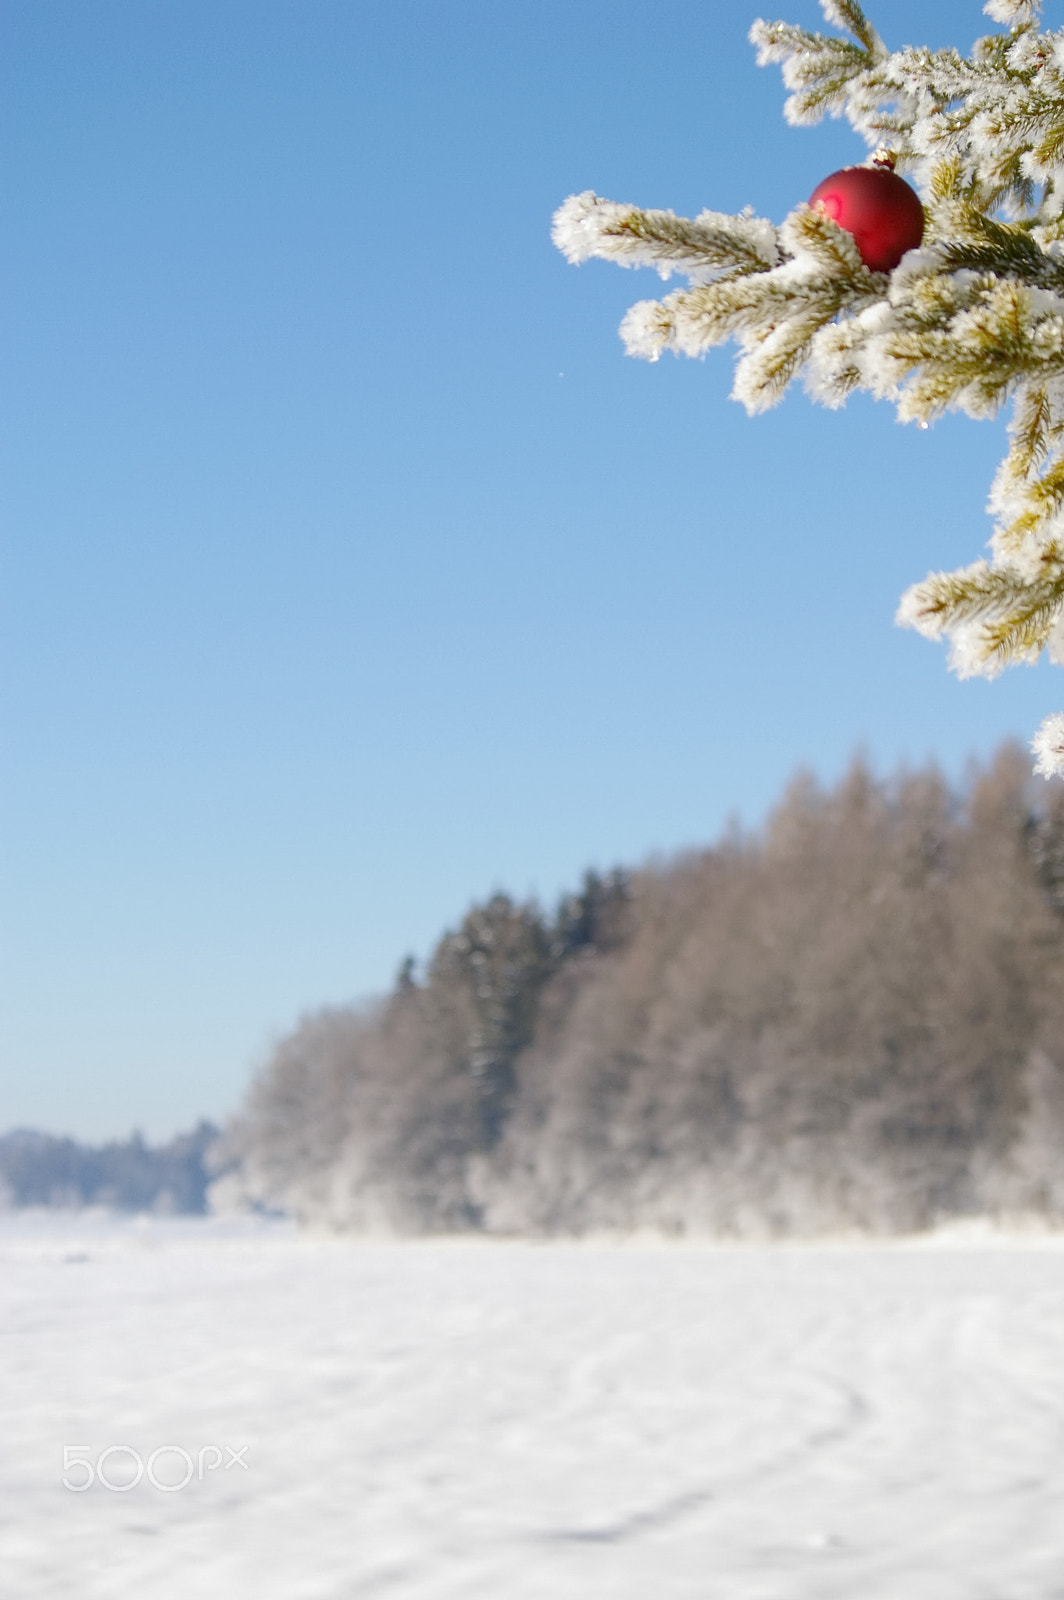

{"left": 0, "top": 1122, "right": 219, "bottom": 1213}
{"left": 221, "top": 745, "right": 1064, "bottom": 1236}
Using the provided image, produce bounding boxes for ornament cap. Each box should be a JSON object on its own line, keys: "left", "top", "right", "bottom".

{"left": 871, "top": 147, "right": 897, "bottom": 171}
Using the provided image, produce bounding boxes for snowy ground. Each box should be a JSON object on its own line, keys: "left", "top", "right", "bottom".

{"left": 3, "top": 1213, "right": 1064, "bottom": 1599}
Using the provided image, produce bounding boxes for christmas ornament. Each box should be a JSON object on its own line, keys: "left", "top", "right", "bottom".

{"left": 809, "top": 153, "right": 924, "bottom": 273}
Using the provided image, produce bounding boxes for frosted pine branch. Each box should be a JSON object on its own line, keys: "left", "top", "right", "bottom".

{"left": 819, "top": 1, "right": 881, "bottom": 53}
{"left": 754, "top": 4, "right": 1064, "bottom": 208}
{"left": 551, "top": 192, "right": 779, "bottom": 280}
{"left": 614, "top": 207, "right": 881, "bottom": 408}
{"left": 984, "top": 0, "right": 1042, "bottom": 26}
{"left": 897, "top": 560, "right": 1064, "bottom": 677}
{"left": 1032, "top": 711, "right": 1064, "bottom": 777}
{"left": 898, "top": 560, "right": 1021, "bottom": 642}
{"left": 750, "top": 10, "right": 887, "bottom": 129}
{"left": 553, "top": 0, "right": 1064, "bottom": 773}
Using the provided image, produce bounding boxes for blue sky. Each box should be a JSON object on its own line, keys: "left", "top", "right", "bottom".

{"left": 3, "top": 0, "right": 1060, "bottom": 1141}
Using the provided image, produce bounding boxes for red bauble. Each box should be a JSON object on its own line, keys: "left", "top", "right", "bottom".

{"left": 809, "top": 161, "right": 924, "bottom": 273}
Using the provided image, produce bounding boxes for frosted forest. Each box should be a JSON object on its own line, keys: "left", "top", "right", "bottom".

{"left": 219, "top": 744, "right": 1064, "bottom": 1238}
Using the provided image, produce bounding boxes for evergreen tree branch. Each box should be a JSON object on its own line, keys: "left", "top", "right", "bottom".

{"left": 820, "top": 0, "right": 881, "bottom": 54}
{"left": 750, "top": 9, "right": 887, "bottom": 128}
{"left": 898, "top": 560, "right": 1064, "bottom": 677}
{"left": 617, "top": 207, "right": 881, "bottom": 405}
{"left": 1004, "top": 382, "right": 1058, "bottom": 482}
{"left": 993, "top": 450, "right": 1064, "bottom": 561}
{"left": 885, "top": 280, "right": 1064, "bottom": 426}
{"left": 552, "top": 192, "right": 779, "bottom": 278}
{"left": 984, "top": 1, "right": 1042, "bottom": 27}
{"left": 929, "top": 204, "right": 1064, "bottom": 289}
{"left": 1033, "top": 710, "right": 1064, "bottom": 778}
{"left": 554, "top": 0, "right": 1064, "bottom": 771}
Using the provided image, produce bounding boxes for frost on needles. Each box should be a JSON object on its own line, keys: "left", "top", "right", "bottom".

{"left": 553, "top": 0, "right": 1064, "bottom": 778}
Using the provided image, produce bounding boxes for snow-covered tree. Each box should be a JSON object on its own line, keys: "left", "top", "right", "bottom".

{"left": 553, "top": 0, "right": 1064, "bottom": 778}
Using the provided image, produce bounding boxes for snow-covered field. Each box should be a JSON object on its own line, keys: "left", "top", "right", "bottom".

{"left": 3, "top": 1213, "right": 1064, "bottom": 1599}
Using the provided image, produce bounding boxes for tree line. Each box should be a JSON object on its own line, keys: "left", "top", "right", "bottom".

{"left": 0, "top": 1122, "right": 220, "bottom": 1213}
{"left": 220, "top": 744, "right": 1064, "bottom": 1236}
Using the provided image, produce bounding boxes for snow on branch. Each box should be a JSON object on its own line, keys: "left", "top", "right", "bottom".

{"left": 609, "top": 205, "right": 881, "bottom": 405}
{"left": 553, "top": 0, "right": 1064, "bottom": 772}
{"left": 750, "top": 10, "right": 887, "bottom": 129}
{"left": 1033, "top": 711, "right": 1064, "bottom": 776}
{"left": 897, "top": 560, "right": 1064, "bottom": 680}
{"left": 984, "top": 0, "right": 1043, "bottom": 26}
{"left": 551, "top": 192, "right": 779, "bottom": 279}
